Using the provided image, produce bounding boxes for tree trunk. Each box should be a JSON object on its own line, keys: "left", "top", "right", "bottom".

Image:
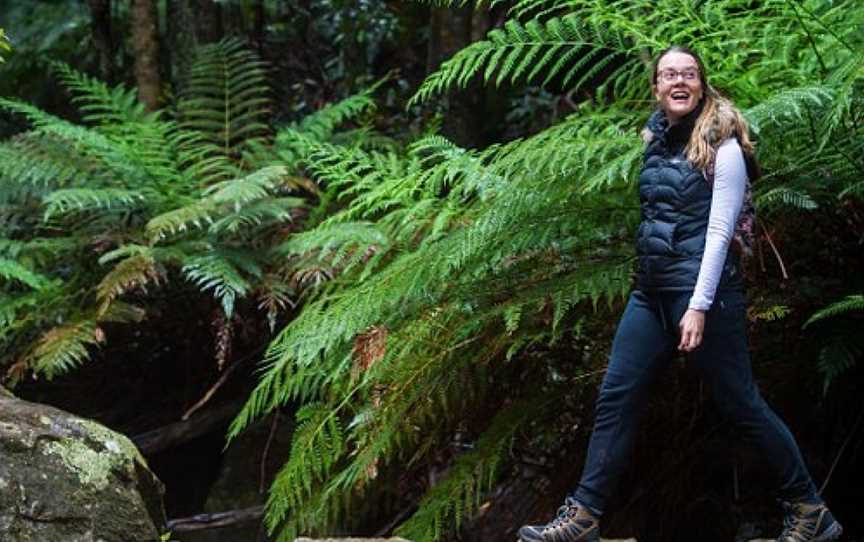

{"left": 131, "top": 0, "right": 161, "bottom": 111}
{"left": 252, "top": 0, "right": 266, "bottom": 56}
{"left": 426, "top": 6, "right": 483, "bottom": 148}
{"left": 87, "top": 0, "right": 114, "bottom": 83}
{"left": 166, "top": 0, "right": 197, "bottom": 85}
{"left": 166, "top": 0, "right": 224, "bottom": 87}
{"left": 195, "top": 0, "right": 224, "bottom": 44}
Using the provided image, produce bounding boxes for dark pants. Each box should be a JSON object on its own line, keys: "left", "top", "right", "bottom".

{"left": 571, "top": 288, "right": 819, "bottom": 514}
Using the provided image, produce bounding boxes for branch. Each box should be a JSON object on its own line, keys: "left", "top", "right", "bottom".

{"left": 132, "top": 400, "right": 241, "bottom": 455}
{"left": 166, "top": 506, "right": 264, "bottom": 532}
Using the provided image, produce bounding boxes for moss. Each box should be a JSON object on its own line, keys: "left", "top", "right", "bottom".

{"left": 41, "top": 419, "right": 144, "bottom": 490}
{"left": 43, "top": 439, "right": 116, "bottom": 490}
{"left": 75, "top": 419, "right": 147, "bottom": 468}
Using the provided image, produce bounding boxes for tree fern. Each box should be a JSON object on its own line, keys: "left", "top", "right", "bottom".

{"left": 0, "top": 41, "right": 326, "bottom": 378}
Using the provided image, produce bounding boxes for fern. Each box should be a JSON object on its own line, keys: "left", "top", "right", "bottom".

{"left": 25, "top": 319, "right": 104, "bottom": 379}
{"left": 804, "top": 295, "right": 864, "bottom": 328}
{"left": 0, "top": 41, "right": 312, "bottom": 379}
{"left": 410, "top": 14, "right": 636, "bottom": 106}
{"left": 0, "top": 258, "right": 52, "bottom": 290}
{"left": 96, "top": 254, "right": 165, "bottom": 314}
{"left": 42, "top": 188, "right": 146, "bottom": 218}
{"left": 395, "top": 397, "right": 548, "bottom": 542}
{"left": 182, "top": 252, "right": 258, "bottom": 317}
{"left": 51, "top": 61, "right": 151, "bottom": 127}
{"left": 178, "top": 37, "right": 272, "bottom": 159}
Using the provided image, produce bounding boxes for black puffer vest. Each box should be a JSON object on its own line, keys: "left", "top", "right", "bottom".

{"left": 636, "top": 105, "right": 742, "bottom": 292}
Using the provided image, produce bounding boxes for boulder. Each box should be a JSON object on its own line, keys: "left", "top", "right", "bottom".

{"left": 0, "top": 387, "right": 166, "bottom": 541}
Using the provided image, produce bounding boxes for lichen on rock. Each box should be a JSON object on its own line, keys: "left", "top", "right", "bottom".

{"left": 43, "top": 437, "right": 117, "bottom": 490}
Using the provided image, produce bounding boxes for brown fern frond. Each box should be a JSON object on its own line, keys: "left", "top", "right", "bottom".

{"left": 352, "top": 325, "right": 388, "bottom": 376}
{"left": 96, "top": 255, "right": 165, "bottom": 315}
{"left": 24, "top": 320, "right": 105, "bottom": 379}
{"left": 212, "top": 308, "right": 234, "bottom": 372}
{"left": 256, "top": 275, "right": 296, "bottom": 332}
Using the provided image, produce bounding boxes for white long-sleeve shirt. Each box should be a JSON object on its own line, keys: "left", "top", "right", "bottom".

{"left": 688, "top": 138, "right": 747, "bottom": 311}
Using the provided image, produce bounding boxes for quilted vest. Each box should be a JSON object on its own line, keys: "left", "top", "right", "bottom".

{"left": 635, "top": 106, "right": 743, "bottom": 292}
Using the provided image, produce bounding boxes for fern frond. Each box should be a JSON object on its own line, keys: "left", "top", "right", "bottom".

{"left": 755, "top": 187, "right": 819, "bottom": 213}
{"left": 96, "top": 254, "right": 166, "bottom": 314}
{"left": 0, "top": 258, "right": 51, "bottom": 290}
{"left": 178, "top": 37, "right": 272, "bottom": 157}
{"left": 51, "top": 62, "right": 151, "bottom": 127}
{"left": 395, "top": 397, "right": 546, "bottom": 541}
{"left": 410, "top": 14, "right": 636, "bottom": 105}
{"left": 297, "top": 91, "right": 377, "bottom": 141}
{"left": 182, "top": 252, "right": 258, "bottom": 317}
{"left": 146, "top": 201, "right": 218, "bottom": 240}
{"left": 25, "top": 319, "right": 104, "bottom": 379}
{"left": 204, "top": 165, "right": 290, "bottom": 207}
{"left": 815, "top": 322, "right": 864, "bottom": 395}
{"left": 263, "top": 402, "right": 346, "bottom": 535}
{"left": 209, "top": 197, "right": 303, "bottom": 236}
{"left": 42, "top": 188, "right": 146, "bottom": 218}
{"left": 804, "top": 295, "right": 864, "bottom": 328}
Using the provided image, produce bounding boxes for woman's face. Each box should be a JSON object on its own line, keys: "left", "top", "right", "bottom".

{"left": 653, "top": 51, "right": 703, "bottom": 124}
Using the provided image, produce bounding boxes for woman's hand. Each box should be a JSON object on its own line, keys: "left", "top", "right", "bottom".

{"left": 678, "top": 308, "right": 706, "bottom": 352}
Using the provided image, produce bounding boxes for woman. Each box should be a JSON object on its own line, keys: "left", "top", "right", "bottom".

{"left": 518, "top": 46, "right": 842, "bottom": 542}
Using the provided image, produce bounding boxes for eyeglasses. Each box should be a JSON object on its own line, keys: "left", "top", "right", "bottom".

{"left": 658, "top": 68, "right": 700, "bottom": 83}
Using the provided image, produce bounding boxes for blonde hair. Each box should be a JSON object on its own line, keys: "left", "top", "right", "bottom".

{"left": 687, "top": 85, "right": 756, "bottom": 170}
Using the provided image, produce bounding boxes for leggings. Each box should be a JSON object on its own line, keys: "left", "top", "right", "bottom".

{"left": 571, "top": 288, "right": 819, "bottom": 514}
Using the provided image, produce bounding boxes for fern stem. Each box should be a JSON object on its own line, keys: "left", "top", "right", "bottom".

{"left": 788, "top": 0, "right": 855, "bottom": 53}
{"left": 788, "top": 0, "right": 827, "bottom": 79}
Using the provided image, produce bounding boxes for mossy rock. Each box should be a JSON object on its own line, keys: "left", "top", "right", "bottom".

{"left": 0, "top": 387, "right": 166, "bottom": 541}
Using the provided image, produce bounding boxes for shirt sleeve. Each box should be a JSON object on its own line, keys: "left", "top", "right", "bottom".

{"left": 688, "top": 138, "right": 747, "bottom": 311}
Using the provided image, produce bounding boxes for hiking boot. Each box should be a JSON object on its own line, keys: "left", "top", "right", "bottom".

{"left": 518, "top": 497, "right": 599, "bottom": 542}
{"left": 777, "top": 501, "right": 843, "bottom": 542}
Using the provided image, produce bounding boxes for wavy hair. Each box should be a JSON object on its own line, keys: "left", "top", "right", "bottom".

{"left": 652, "top": 45, "right": 760, "bottom": 178}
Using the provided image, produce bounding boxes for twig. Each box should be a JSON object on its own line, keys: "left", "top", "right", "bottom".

{"left": 182, "top": 357, "right": 244, "bottom": 421}
{"left": 819, "top": 406, "right": 864, "bottom": 495}
{"left": 259, "top": 410, "right": 281, "bottom": 493}
{"left": 762, "top": 228, "right": 789, "bottom": 280}
{"left": 373, "top": 505, "right": 417, "bottom": 538}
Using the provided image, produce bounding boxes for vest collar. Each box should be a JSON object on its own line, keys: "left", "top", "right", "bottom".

{"left": 646, "top": 100, "right": 705, "bottom": 147}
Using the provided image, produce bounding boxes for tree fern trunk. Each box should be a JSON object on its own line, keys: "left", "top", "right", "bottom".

{"left": 131, "top": 0, "right": 161, "bottom": 111}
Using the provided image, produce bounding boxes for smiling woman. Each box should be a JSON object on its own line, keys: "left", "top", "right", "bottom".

{"left": 653, "top": 51, "right": 704, "bottom": 123}
{"left": 517, "top": 45, "right": 844, "bottom": 542}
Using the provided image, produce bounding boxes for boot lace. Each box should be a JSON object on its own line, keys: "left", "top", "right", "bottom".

{"left": 544, "top": 498, "right": 588, "bottom": 533}
{"left": 778, "top": 503, "right": 818, "bottom": 542}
